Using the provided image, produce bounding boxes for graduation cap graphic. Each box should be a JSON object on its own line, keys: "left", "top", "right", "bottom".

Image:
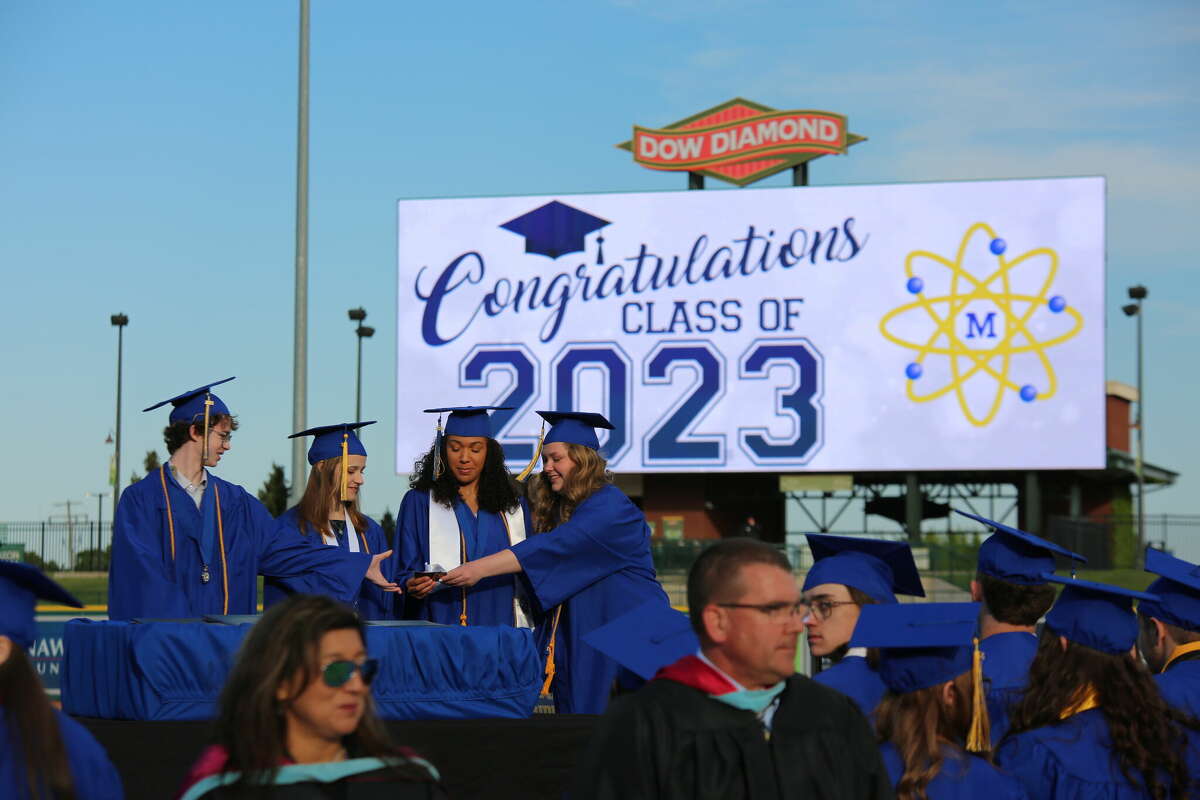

{"left": 500, "top": 201, "right": 610, "bottom": 259}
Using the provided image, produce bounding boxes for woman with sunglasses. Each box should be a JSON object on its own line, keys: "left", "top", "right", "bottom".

{"left": 178, "top": 594, "right": 444, "bottom": 798}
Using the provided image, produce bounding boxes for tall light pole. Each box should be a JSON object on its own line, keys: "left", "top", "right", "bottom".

{"left": 1122, "top": 284, "right": 1147, "bottom": 561}
{"left": 290, "top": 0, "right": 311, "bottom": 505}
{"left": 110, "top": 313, "right": 128, "bottom": 523}
{"left": 348, "top": 308, "right": 374, "bottom": 424}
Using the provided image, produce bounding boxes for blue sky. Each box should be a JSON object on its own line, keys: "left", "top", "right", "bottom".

{"left": 1, "top": 1, "right": 1197, "bottom": 548}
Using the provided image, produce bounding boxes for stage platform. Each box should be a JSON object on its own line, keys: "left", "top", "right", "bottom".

{"left": 80, "top": 714, "right": 598, "bottom": 799}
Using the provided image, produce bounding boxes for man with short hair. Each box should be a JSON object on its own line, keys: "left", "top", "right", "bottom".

{"left": 957, "top": 510, "right": 1085, "bottom": 742}
{"left": 109, "top": 379, "right": 398, "bottom": 620}
{"left": 571, "top": 538, "right": 890, "bottom": 800}
{"left": 1137, "top": 547, "right": 1200, "bottom": 717}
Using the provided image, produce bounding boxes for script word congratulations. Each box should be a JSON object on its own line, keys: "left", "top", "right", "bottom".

{"left": 414, "top": 219, "right": 868, "bottom": 346}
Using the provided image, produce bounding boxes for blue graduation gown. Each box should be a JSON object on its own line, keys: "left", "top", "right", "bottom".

{"left": 395, "top": 489, "right": 532, "bottom": 627}
{"left": 981, "top": 631, "right": 1038, "bottom": 743}
{"left": 881, "top": 741, "right": 1026, "bottom": 799}
{"left": 813, "top": 655, "right": 887, "bottom": 718}
{"left": 0, "top": 708, "right": 123, "bottom": 799}
{"left": 262, "top": 507, "right": 397, "bottom": 619}
{"left": 108, "top": 468, "right": 370, "bottom": 620}
{"left": 1156, "top": 659, "right": 1200, "bottom": 719}
{"left": 510, "top": 483, "right": 671, "bottom": 715}
{"left": 997, "top": 707, "right": 1200, "bottom": 799}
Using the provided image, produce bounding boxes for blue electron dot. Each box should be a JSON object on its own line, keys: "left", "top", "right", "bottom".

{"left": 1049, "top": 295, "right": 1067, "bottom": 313}
{"left": 906, "top": 363, "right": 923, "bottom": 380}
{"left": 1020, "top": 384, "right": 1038, "bottom": 402}
{"left": 906, "top": 277, "right": 924, "bottom": 294}
{"left": 990, "top": 238, "right": 1006, "bottom": 255}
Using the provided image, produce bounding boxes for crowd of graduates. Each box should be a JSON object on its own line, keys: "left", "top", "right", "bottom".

{"left": 2, "top": 380, "right": 1200, "bottom": 797}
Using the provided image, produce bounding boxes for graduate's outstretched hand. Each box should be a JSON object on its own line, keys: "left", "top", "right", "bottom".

{"left": 366, "top": 550, "right": 402, "bottom": 593}
{"left": 441, "top": 562, "right": 484, "bottom": 588}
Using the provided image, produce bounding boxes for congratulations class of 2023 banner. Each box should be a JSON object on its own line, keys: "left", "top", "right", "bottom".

{"left": 396, "top": 177, "right": 1105, "bottom": 474}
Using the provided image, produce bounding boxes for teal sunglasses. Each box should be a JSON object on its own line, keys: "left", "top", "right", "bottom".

{"left": 321, "top": 658, "right": 380, "bottom": 688}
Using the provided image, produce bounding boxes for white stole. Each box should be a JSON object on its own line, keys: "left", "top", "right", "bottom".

{"left": 321, "top": 515, "right": 361, "bottom": 552}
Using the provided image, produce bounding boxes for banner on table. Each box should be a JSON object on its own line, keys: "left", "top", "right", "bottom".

{"left": 396, "top": 177, "right": 1105, "bottom": 473}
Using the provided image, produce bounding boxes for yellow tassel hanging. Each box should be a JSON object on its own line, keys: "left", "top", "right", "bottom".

{"left": 340, "top": 433, "right": 350, "bottom": 503}
{"left": 516, "top": 421, "right": 545, "bottom": 483}
{"left": 966, "top": 636, "right": 990, "bottom": 752}
{"left": 201, "top": 394, "right": 213, "bottom": 464}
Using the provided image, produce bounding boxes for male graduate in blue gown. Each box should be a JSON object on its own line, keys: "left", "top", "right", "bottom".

{"left": 263, "top": 422, "right": 398, "bottom": 619}
{"left": 802, "top": 534, "right": 925, "bottom": 717}
{"left": 956, "top": 509, "right": 1086, "bottom": 743}
{"left": 395, "top": 406, "right": 533, "bottom": 627}
{"left": 0, "top": 563, "right": 123, "bottom": 799}
{"left": 441, "top": 410, "right": 672, "bottom": 715}
{"left": 1138, "top": 546, "right": 1200, "bottom": 717}
{"left": 108, "top": 379, "right": 399, "bottom": 620}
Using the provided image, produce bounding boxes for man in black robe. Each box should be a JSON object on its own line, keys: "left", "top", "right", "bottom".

{"left": 571, "top": 538, "right": 893, "bottom": 800}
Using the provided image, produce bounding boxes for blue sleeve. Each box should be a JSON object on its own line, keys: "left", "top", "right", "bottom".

{"left": 107, "top": 480, "right": 189, "bottom": 621}
{"left": 58, "top": 711, "right": 124, "bottom": 800}
{"left": 510, "top": 486, "right": 648, "bottom": 610}
{"left": 358, "top": 516, "right": 398, "bottom": 619}
{"left": 995, "top": 733, "right": 1059, "bottom": 800}
{"left": 254, "top": 494, "right": 371, "bottom": 603}
{"left": 395, "top": 490, "right": 430, "bottom": 582}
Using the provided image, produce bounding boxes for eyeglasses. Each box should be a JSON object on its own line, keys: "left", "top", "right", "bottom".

{"left": 210, "top": 431, "right": 233, "bottom": 444}
{"left": 321, "top": 658, "right": 379, "bottom": 688}
{"left": 718, "top": 601, "right": 808, "bottom": 622}
{"left": 802, "top": 599, "right": 858, "bottom": 621}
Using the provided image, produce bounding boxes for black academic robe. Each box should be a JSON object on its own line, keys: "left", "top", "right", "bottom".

{"left": 570, "top": 674, "right": 894, "bottom": 800}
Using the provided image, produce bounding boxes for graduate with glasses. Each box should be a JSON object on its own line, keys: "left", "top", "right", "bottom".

{"left": 108, "top": 379, "right": 398, "bottom": 620}
{"left": 801, "top": 534, "right": 925, "bottom": 717}
{"left": 178, "top": 594, "right": 445, "bottom": 799}
{"left": 264, "top": 422, "right": 398, "bottom": 619}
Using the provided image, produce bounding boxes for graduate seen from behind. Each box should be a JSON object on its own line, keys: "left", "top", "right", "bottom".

{"left": 996, "top": 576, "right": 1200, "bottom": 799}
{"left": 108, "top": 379, "right": 399, "bottom": 620}
{"left": 1138, "top": 546, "right": 1200, "bottom": 719}
{"left": 178, "top": 594, "right": 445, "bottom": 799}
{"left": 802, "top": 533, "right": 925, "bottom": 717}
{"left": 264, "top": 422, "right": 398, "bottom": 619}
{"left": 396, "top": 406, "right": 533, "bottom": 627}
{"left": 441, "top": 410, "right": 672, "bottom": 715}
{"left": 0, "top": 563, "right": 123, "bottom": 800}
{"left": 853, "top": 602, "right": 1027, "bottom": 800}
{"left": 570, "top": 538, "right": 892, "bottom": 800}
{"left": 957, "top": 509, "right": 1086, "bottom": 743}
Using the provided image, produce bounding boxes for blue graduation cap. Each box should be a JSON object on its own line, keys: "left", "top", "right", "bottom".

{"left": 289, "top": 421, "right": 376, "bottom": 465}
{"left": 1044, "top": 575, "right": 1160, "bottom": 654}
{"left": 423, "top": 406, "right": 511, "bottom": 439}
{"left": 850, "top": 602, "right": 980, "bottom": 692}
{"left": 142, "top": 377, "right": 235, "bottom": 423}
{"left": 1139, "top": 547, "right": 1200, "bottom": 632}
{"left": 0, "top": 562, "right": 82, "bottom": 649}
{"left": 955, "top": 509, "right": 1086, "bottom": 585}
{"left": 537, "top": 410, "right": 614, "bottom": 451}
{"left": 581, "top": 600, "right": 700, "bottom": 681}
{"left": 803, "top": 534, "right": 925, "bottom": 604}
{"left": 500, "top": 201, "right": 610, "bottom": 259}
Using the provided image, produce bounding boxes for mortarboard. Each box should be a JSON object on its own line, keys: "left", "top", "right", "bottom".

{"left": 289, "top": 421, "right": 376, "bottom": 502}
{"left": 581, "top": 600, "right": 700, "bottom": 681}
{"left": 289, "top": 421, "right": 376, "bottom": 465}
{"left": 1139, "top": 547, "right": 1200, "bottom": 632}
{"left": 537, "top": 410, "right": 614, "bottom": 451}
{"left": 500, "top": 201, "right": 610, "bottom": 259}
{"left": 143, "top": 377, "right": 236, "bottom": 423}
{"left": 803, "top": 534, "right": 925, "bottom": 604}
{"left": 955, "top": 509, "right": 1086, "bottom": 585}
{"left": 423, "top": 406, "right": 510, "bottom": 439}
{"left": 0, "top": 562, "right": 82, "bottom": 649}
{"left": 850, "top": 601, "right": 990, "bottom": 752}
{"left": 1044, "top": 575, "right": 1160, "bottom": 654}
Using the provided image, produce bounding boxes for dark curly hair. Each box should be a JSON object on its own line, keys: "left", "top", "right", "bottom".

{"left": 1003, "top": 628, "right": 1199, "bottom": 798}
{"left": 409, "top": 437, "right": 521, "bottom": 514}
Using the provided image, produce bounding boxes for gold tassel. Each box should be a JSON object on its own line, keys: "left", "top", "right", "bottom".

{"left": 340, "top": 433, "right": 350, "bottom": 502}
{"left": 201, "top": 394, "right": 213, "bottom": 464}
{"left": 966, "top": 636, "right": 990, "bottom": 752}
{"left": 516, "top": 421, "right": 545, "bottom": 483}
{"left": 432, "top": 415, "right": 445, "bottom": 479}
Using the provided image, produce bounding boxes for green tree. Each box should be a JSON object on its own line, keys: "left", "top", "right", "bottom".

{"left": 258, "top": 463, "right": 290, "bottom": 517}
{"left": 380, "top": 508, "right": 397, "bottom": 549}
{"left": 129, "top": 469, "right": 141, "bottom": 485}
{"left": 144, "top": 450, "right": 161, "bottom": 472}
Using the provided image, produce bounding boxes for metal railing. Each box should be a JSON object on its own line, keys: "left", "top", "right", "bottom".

{"left": 0, "top": 521, "right": 112, "bottom": 572}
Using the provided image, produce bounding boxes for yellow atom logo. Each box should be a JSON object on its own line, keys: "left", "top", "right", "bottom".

{"left": 879, "top": 223, "right": 1084, "bottom": 427}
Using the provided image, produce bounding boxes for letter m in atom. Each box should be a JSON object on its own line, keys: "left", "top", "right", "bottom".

{"left": 964, "top": 312, "right": 997, "bottom": 339}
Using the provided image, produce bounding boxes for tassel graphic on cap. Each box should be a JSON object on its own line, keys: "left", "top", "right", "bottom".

{"left": 516, "top": 421, "right": 546, "bottom": 483}
{"left": 966, "top": 636, "right": 990, "bottom": 753}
